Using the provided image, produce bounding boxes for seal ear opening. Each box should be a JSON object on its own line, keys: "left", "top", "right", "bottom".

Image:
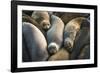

{"left": 48, "top": 43, "right": 59, "bottom": 55}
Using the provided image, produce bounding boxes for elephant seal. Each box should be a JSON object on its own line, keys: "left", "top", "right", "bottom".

{"left": 22, "top": 22, "right": 49, "bottom": 61}
{"left": 48, "top": 48, "right": 70, "bottom": 61}
{"left": 47, "top": 15, "right": 64, "bottom": 55}
{"left": 70, "top": 19, "right": 90, "bottom": 60}
{"left": 64, "top": 17, "right": 87, "bottom": 52}
{"left": 31, "top": 11, "right": 51, "bottom": 30}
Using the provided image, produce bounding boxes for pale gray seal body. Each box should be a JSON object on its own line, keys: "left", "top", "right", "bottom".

{"left": 22, "top": 22, "right": 49, "bottom": 61}
{"left": 47, "top": 15, "right": 64, "bottom": 55}
{"left": 64, "top": 17, "right": 87, "bottom": 52}
{"left": 31, "top": 11, "right": 51, "bottom": 30}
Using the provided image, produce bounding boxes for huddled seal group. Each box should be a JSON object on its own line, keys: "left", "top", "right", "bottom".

{"left": 22, "top": 10, "right": 90, "bottom": 62}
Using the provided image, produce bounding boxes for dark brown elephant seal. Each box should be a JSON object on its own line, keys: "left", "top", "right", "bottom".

{"left": 47, "top": 15, "right": 64, "bottom": 55}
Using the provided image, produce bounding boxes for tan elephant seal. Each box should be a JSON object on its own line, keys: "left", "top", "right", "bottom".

{"left": 64, "top": 17, "right": 87, "bottom": 52}
{"left": 31, "top": 11, "right": 51, "bottom": 30}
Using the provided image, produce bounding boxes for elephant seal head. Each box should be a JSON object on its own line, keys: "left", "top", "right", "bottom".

{"left": 64, "top": 38, "right": 73, "bottom": 52}
{"left": 48, "top": 42, "right": 59, "bottom": 55}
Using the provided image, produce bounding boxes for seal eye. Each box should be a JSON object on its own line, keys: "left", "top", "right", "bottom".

{"left": 42, "top": 23, "right": 46, "bottom": 27}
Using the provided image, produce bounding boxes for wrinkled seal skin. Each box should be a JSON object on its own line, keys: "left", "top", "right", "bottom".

{"left": 48, "top": 48, "right": 70, "bottom": 61}
{"left": 47, "top": 15, "right": 64, "bottom": 55}
{"left": 54, "top": 12, "right": 90, "bottom": 24}
{"left": 31, "top": 11, "right": 51, "bottom": 30}
{"left": 22, "top": 22, "right": 49, "bottom": 62}
{"left": 70, "top": 19, "right": 90, "bottom": 60}
{"left": 64, "top": 17, "right": 87, "bottom": 52}
{"left": 78, "top": 45, "right": 90, "bottom": 59}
